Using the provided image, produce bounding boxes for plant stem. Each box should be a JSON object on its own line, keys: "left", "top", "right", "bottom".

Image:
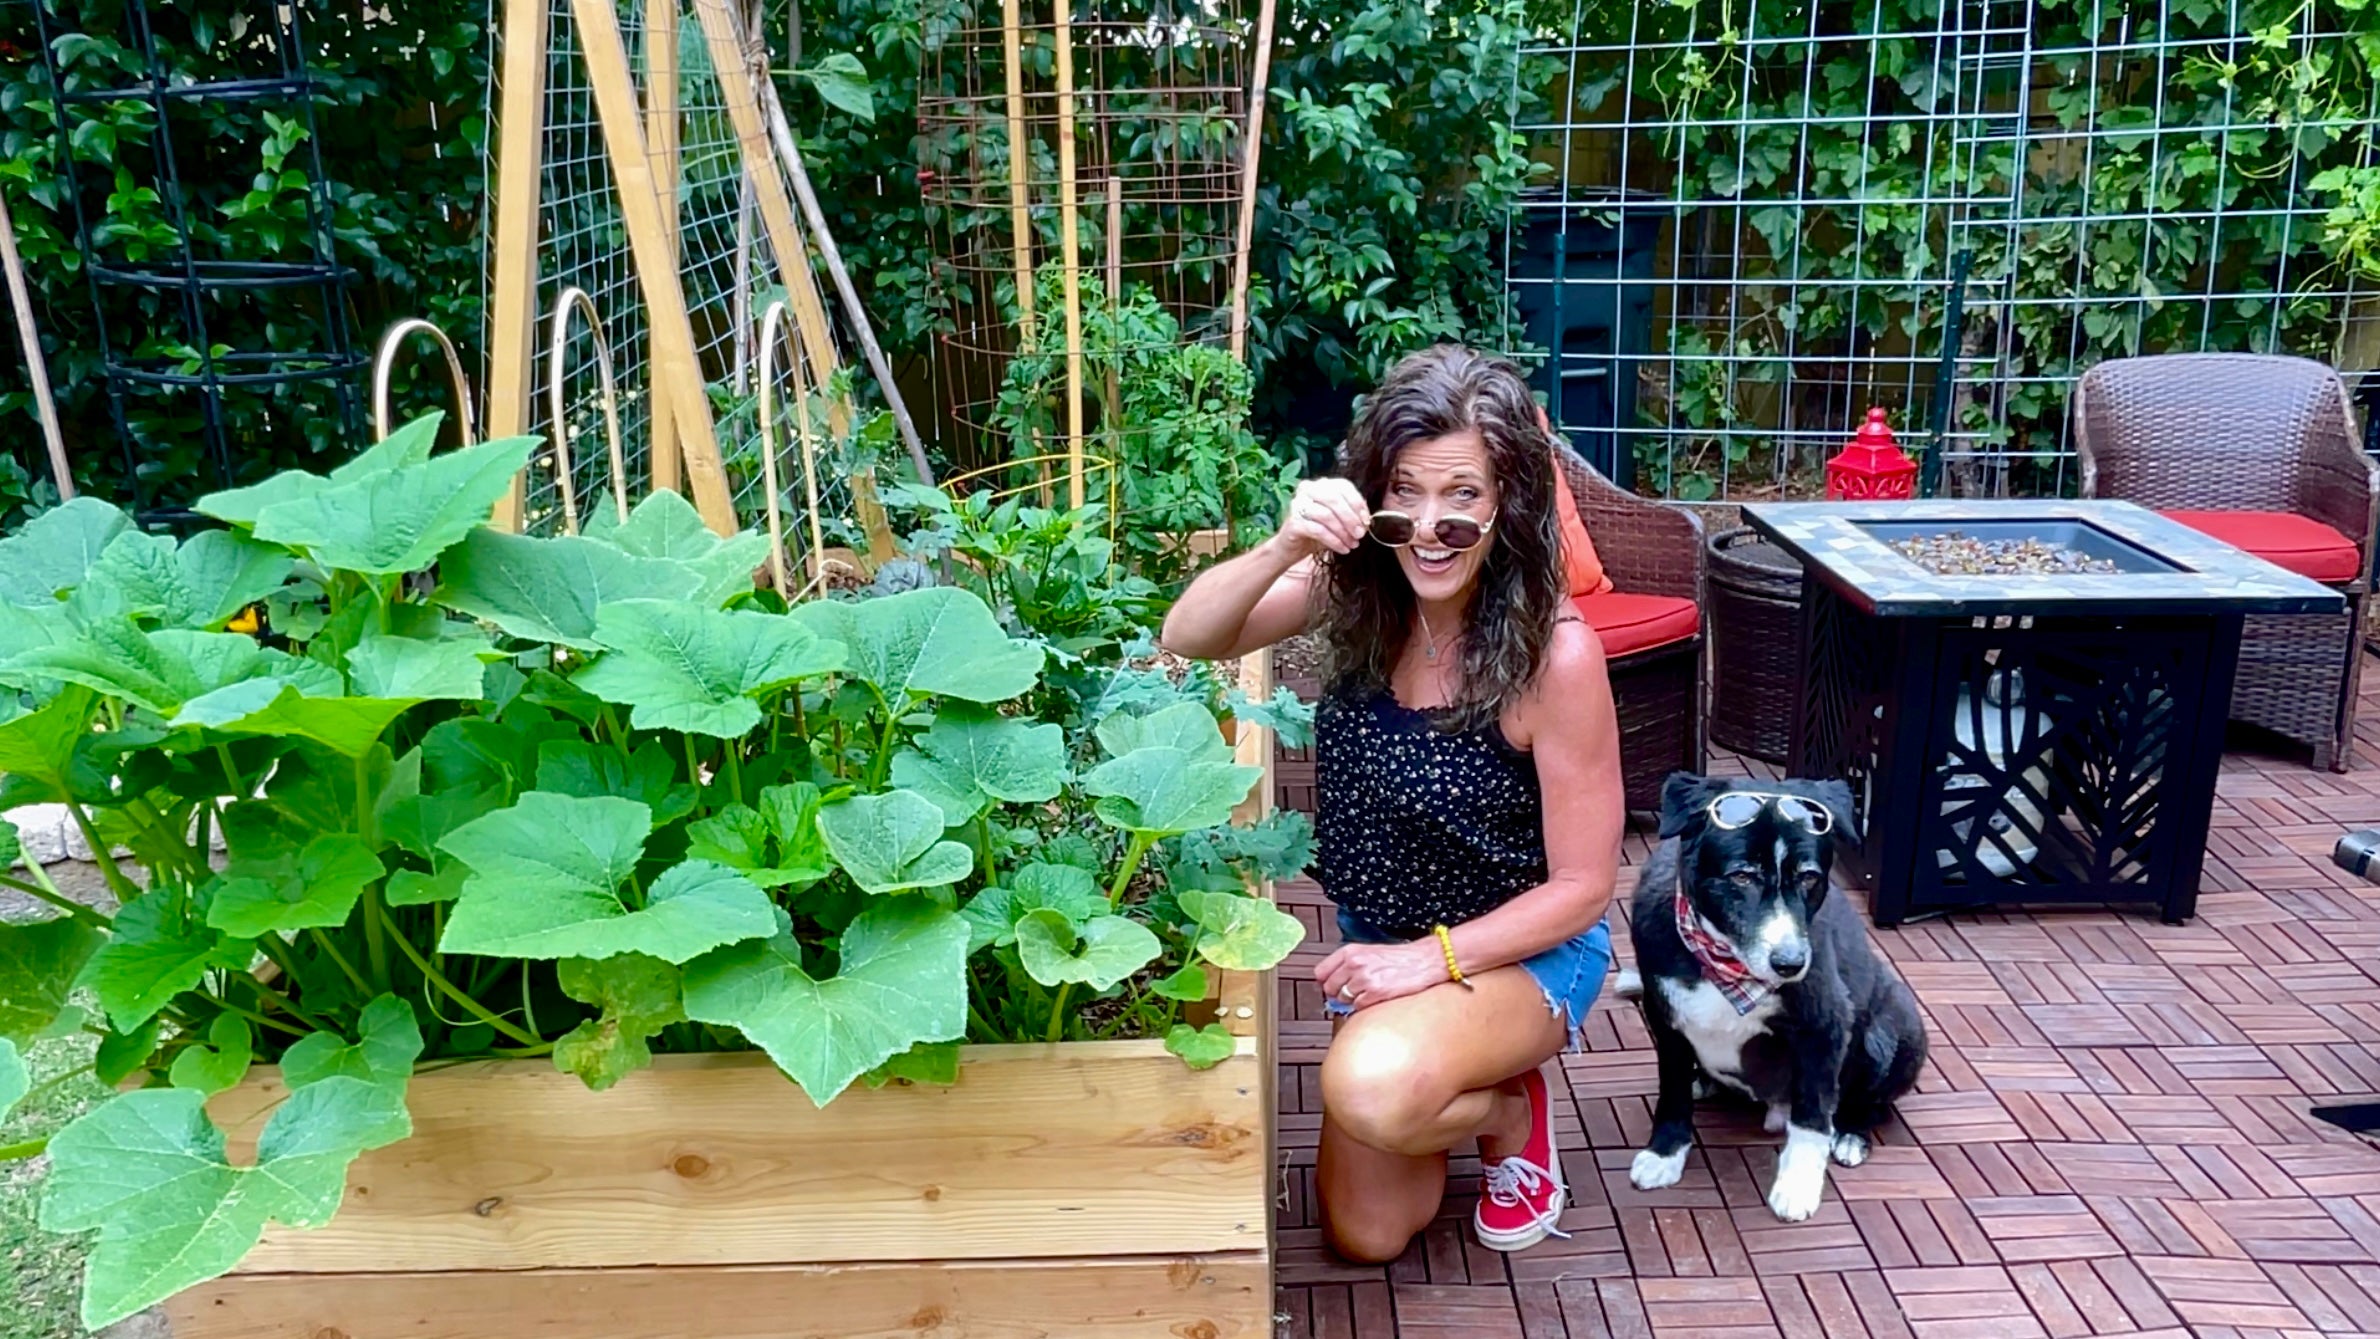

{"left": 214, "top": 743, "right": 246, "bottom": 799}
{"left": 491, "top": 1041, "right": 556, "bottom": 1058}
{"left": 1044, "top": 983, "right": 1073, "bottom": 1043}
{"left": 309, "top": 928, "right": 372, "bottom": 997}
{"left": 199, "top": 992, "right": 309, "bottom": 1038}
{"left": 0, "top": 873, "right": 109, "bottom": 927}
{"left": 62, "top": 800, "right": 140, "bottom": 904}
{"left": 360, "top": 889, "right": 392, "bottom": 993}
{"left": 1106, "top": 831, "right": 1156, "bottom": 908}
{"left": 722, "top": 742, "right": 744, "bottom": 805}
{"left": 352, "top": 752, "right": 392, "bottom": 990}
{"left": 975, "top": 814, "right": 997, "bottom": 886}
{"left": 599, "top": 703, "right": 632, "bottom": 757}
{"left": 385, "top": 929, "right": 543, "bottom": 1047}
{"left": 243, "top": 979, "right": 330, "bottom": 1032}
{"left": 0, "top": 1138, "right": 48, "bottom": 1162}
{"left": 684, "top": 735, "right": 704, "bottom": 798}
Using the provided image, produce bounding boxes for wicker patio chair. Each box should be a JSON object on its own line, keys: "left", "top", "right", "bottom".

{"left": 2074, "top": 352, "right": 2378, "bottom": 772}
{"left": 1554, "top": 444, "right": 1709, "bottom": 810}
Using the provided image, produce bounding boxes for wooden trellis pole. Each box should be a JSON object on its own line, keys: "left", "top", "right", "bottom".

{"left": 1054, "top": 0, "right": 1086, "bottom": 508}
{"left": 1228, "top": 0, "right": 1278, "bottom": 364}
{"left": 484, "top": 0, "right": 551, "bottom": 530}
{"left": 0, "top": 181, "right": 73, "bottom": 499}
{"left": 645, "top": 0, "right": 685, "bottom": 495}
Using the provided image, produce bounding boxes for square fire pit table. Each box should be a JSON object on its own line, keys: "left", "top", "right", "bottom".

{"left": 1741, "top": 499, "right": 2343, "bottom": 926}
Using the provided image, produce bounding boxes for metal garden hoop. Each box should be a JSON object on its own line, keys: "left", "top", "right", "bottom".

{"left": 544, "top": 286, "right": 631, "bottom": 534}
{"left": 371, "top": 318, "right": 476, "bottom": 445}
{"left": 756, "top": 298, "right": 821, "bottom": 593}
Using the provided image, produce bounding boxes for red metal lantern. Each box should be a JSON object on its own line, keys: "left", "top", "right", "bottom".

{"left": 1826, "top": 407, "right": 1919, "bottom": 500}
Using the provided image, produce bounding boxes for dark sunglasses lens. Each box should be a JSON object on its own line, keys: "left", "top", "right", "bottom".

{"left": 1434, "top": 517, "right": 1486, "bottom": 551}
{"left": 1775, "top": 797, "right": 1834, "bottom": 833}
{"left": 1368, "top": 513, "right": 1415, "bottom": 546}
{"left": 1711, "top": 793, "right": 1764, "bottom": 828}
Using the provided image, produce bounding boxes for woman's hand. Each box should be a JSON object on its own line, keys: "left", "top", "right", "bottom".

{"left": 1316, "top": 938, "right": 1452, "bottom": 1011}
{"left": 1273, "top": 478, "right": 1371, "bottom": 563}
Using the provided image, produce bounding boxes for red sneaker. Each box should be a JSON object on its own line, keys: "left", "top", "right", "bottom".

{"left": 1473, "top": 1065, "right": 1567, "bottom": 1251}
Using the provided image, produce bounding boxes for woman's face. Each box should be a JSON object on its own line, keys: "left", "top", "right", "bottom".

{"left": 1382, "top": 429, "right": 1499, "bottom": 608}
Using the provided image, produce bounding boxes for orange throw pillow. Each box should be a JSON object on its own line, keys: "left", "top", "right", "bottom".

{"left": 1549, "top": 447, "right": 1613, "bottom": 597}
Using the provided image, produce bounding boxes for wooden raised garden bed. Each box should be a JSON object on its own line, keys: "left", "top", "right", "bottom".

{"left": 165, "top": 656, "right": 1285, "bottom": 1339}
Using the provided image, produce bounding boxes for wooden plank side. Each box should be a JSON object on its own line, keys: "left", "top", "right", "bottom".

{"left": 213, "top": 1040, "right": 1264, "bottom": 1274}
{"left": 169, "top": 1252, "right": 1272, "bottom": 1339}
{"left": 643, "top": 0, "right": 683, "bottom": 496}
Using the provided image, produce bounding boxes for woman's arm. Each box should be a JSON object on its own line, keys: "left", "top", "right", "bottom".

{"left": 1159, "top": 477, "right": 1370, "bottom": 660}
{"left": 1315, "top": 622, "right": 1623, "bottom": 1005}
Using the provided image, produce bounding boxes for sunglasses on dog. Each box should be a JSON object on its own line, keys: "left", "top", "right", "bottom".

{"left": 1367, "top": 510, "right": 1497, "bottom": 552}
{"left": 1706, "top": 791, "right": 1837, "bottom": 835}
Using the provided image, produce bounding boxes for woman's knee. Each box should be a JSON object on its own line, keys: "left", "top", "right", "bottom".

{"left": 1324, "top": 1208, "right": 1420, "bottom": 1264}
{"left": 1321, "top": 1020, "right": 1452, "bottom": 1156}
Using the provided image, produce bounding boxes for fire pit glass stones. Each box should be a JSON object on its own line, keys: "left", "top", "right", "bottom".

{"left": 1741, "top": 500, "right": 2342, "bottom": 926}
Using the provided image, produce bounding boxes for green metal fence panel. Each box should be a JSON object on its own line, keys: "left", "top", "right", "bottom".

{"left": 1508, "top": 0, "right": 2379, "bottom": 501}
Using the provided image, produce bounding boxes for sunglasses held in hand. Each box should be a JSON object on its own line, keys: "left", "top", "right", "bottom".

{"left": 1366, "top": 509, "right": 1497, "bottom": 552}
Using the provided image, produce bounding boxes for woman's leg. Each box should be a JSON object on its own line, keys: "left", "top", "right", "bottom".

{"left": 1316, "top": 963, "right": 1568, "bottom": 1261}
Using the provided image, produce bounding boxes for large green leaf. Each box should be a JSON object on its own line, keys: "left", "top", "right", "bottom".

{"left": 815, "top": 789, "right": 974, "bottom": 894}
{"left": 175, "top": 683, "right": 421, "bottom": 758}
{"left": 1082, "top": 747, "right": 1262, "bottom": 837}
{"left": 789, "top": 586, "right": 1042, "bottom": 703}
{"left": 197, "top": 412, "right": 445, "bottom": 527}
{"left": 76, "top": 892, "right": 253, "bottom": 1032}
{"left": 535, "top": 739, "right": 697, "bottom": 825}
{"left": 552, "top": 954, "right": 683, "bottom": 1091}
{"left": 204, "top": 835, "right": 386, "bottom": 938}
{"left": 1179, "top": 888, "right": 1307, "bottom": 971}
{"left": 0, "top": 497, "right": 131, "bottom": 604}
{"left": 959, "top": 863, "right": 1106, "bottom": 952}
{"left": 344, "top": 634, "right": 491, "bottom": 701}
{"left": 86, "top": 528, "right": 292, "bottom": 630}
{"left": 277, "top": 995, "right": 423, "bottom": 1091}
{"left": 0, "top": 686, "right": 92, "bottom": 786}
{"left": 0, "top": 911, "right": 103, "bottom": 1043}
{"left": 917, "top": 703, "right": 1067, "bottom": 802}
{"left": 0, "top": 1038, "right": 26, "bottom": 1123}
{"left": 10, "top": 625, "right": 337, "bottom": 717}
{"left": 575, "top": 600, "right": 845, "bottom": 738}
{"left": 166, "top": 1014, "right": 253, "bottom": 1097}
{"left": 41, "top": 1075, "right": 412, "bottom": 1329}
{"left": 251, "top": 435, "right": 541, "bottom": 575}
{"left": 437, "top": 793, "right": 775, "bottom": 962}
{"left": 434, "top": 529, "right": 705, "bottom": 650}
{"left": 887, "top": 748, "right": 986, "bottom": 826}
{"left": 681, "top": 900, "right": 968, "bottom": 1105}
{"left": 686, "top": 801, "right": 828, "bottom": 889}
{"left": 1095, "top": 700, "right": 1233, "bottom": 764}
{"left": 1015, "top": 909, "right": 1161, "bottom": 991}
{"left": 579, "top": 489, "right": 768, "bottom": 606}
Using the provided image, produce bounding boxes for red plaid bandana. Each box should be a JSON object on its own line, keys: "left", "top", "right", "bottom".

{"left": 1674, "top": 884, "right": 1770, "bottom": 1015}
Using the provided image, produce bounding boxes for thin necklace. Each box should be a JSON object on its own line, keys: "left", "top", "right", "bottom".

{"left": 1416, "top": 607, "right": 1455, "bottom": 662}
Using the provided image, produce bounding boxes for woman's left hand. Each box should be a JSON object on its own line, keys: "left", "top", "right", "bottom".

{"left": 1316, "top": 938, "right": 1453, "bottom": 1011}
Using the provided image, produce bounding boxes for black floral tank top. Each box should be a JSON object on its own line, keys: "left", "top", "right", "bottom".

{"left": 1312, "top": 685, "right": 1549, "bottom": 937}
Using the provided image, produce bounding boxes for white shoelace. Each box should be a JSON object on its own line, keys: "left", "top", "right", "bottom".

{"left": 1482, "top": 1156, "right": 1571, "bottom": 1238}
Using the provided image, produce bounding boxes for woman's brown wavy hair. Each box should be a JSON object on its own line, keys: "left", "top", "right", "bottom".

{"left": 1316, "top": 345, "right": 1566, "bottom": 730}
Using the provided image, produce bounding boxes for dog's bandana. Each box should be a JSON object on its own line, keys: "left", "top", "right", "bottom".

{"left": 1674, "top": 884, "right": 1770, "bottom": 1015}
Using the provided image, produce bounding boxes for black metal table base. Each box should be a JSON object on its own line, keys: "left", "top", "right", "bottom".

{"left": 1788, "top": 582, "right": 2241, "bottom": 927}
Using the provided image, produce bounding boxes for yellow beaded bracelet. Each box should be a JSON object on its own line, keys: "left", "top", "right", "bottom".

{"left": 1432, "top": 924, "right": 1470, "bottom": 988}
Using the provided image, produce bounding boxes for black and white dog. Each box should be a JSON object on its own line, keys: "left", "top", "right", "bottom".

{"left": 1620, "top": 773, "right": 1927, "bottom": 1222}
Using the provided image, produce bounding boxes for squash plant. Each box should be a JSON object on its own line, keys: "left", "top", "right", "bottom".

{"left": 0, "top": 413, "right": 1306, "bottom": 1328}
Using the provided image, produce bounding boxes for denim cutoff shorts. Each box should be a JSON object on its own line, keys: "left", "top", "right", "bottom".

{"left": 1322, "top": 906, "right": 1613, "bottom": 1052}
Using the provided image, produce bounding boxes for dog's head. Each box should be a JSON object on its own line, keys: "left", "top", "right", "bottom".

{"left": 1658, "top": 772, "right": 1859, "bottom": 986}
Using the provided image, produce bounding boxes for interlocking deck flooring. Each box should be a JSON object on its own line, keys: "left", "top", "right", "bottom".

{"left": 1271, "top": 672, "right": 2380, "bottom": 1339}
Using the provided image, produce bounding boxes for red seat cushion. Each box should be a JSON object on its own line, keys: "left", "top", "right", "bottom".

{"left": 1572, "top": 591, "right": 1699, "bottom": 658}
{"left": 2160, "top": 509, "right": 2363, "bottom": 583}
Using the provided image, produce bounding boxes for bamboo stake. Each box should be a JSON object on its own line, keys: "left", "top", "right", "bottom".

{"left": 1103, "top": 177, "right": 1122, "bottom": 433}
{"left": 1000, "top": 0, "right": 1035, "bottom": 346}
{"left": 645, "top": 0, "right": 685, "bottom": 496}
{"left": 1054, "top": 0, "right": 1086, "bottom": 508}
{"left": 370, "top": 319, "right": 478, "bottom": 445}
{"left": 0, "top": 181, "right": 73, "bottom": 499}
{"left": 485, "top": 0, "right": 553, "bottom": 529}
{"left": 754, "top": 64, "right": 935, "bottom": 485}
{"left": 755, "top": 300, "right": 802, "bottom": 593}
{"left": 573, "top": 0, "right": 738, "bottom": 534}
{"left": 1227, "top": 0, "right": 1278, "bottom": 363}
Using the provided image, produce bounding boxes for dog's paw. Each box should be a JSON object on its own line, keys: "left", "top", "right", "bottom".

{"left": 1612, "top": 968, "right": 1642, "bottom": 1001}
{"left": 1763, "top": 1104, "right": 1788, "bottom": 1135}
{"left": 1830, "top": 1133, "right": 1870, "bottom": 1167}
{"left": 1629, "top": 1146, "right": 1687, "bottom": 1191}
{"left": 1767, "top": 1166, "right": 1826, "bottom": 1221}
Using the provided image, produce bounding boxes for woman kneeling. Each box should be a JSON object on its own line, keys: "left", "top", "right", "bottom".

{"left": 1162, "top": 345, "right": 1624, "bottom": 1261}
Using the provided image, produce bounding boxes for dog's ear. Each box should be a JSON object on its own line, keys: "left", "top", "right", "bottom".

{"left": 1658, "top": 772, "right": 1726, "bottom": 839}
{"left": 1809, "top": 778, "right": 1859, "bottom": 847}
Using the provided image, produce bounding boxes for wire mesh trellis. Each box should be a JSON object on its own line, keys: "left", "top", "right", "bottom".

{"left": 500, "top": 0, "right": 862, "bottom": 562}
{"left": 1509, "top": 0, "right": 2379, "bottom": 503}
{"left": 916, "top": 0, "right": 1285, "bottom": 581}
